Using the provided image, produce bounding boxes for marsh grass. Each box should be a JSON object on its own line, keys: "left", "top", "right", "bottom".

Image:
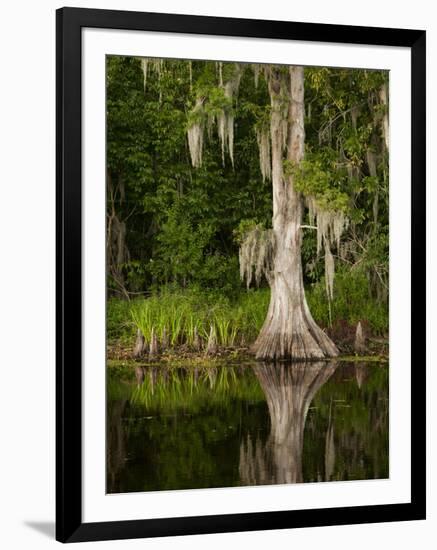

{"left": 129, "top": 287, "right": 270, "bottom": 351}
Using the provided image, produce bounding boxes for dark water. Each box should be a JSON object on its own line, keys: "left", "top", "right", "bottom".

{"left": 107, "top": 361, "right": 388, "bottom": 493}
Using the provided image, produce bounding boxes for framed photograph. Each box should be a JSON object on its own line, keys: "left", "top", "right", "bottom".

{"left": 56, "top": 7, "right": 426, "bottom": 543}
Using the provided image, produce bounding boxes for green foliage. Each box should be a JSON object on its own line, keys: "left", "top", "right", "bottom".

{"left": 106, "top": 56, "right": 389, "bottom": 338}
{"left": 107, "top": 270, "right": 388, "bottom": 352}
{"left": 288, "top": 153, "right": 350, "bottom": 212}
{"left": 151, "top": 205, "right": 213, "bottom": 283}
{"left": 107, "top": 298, "right": 135, "bottom": 344}
{"left": 233, "top": 218, "right": 261, "bottom": 244}
{"left": 306, "top": 268, "right": 388, "bottom": 334}
{"left": 129, "top": 286, "right": 270, "bottom": 348}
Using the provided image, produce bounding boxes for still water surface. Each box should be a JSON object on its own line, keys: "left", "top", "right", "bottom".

{"left": 107, "top": 361, "right": 388, "bottom": 493}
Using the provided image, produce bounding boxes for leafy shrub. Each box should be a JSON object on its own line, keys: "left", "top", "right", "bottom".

{"left": 306, "top": 268, "right": 388, "bottom": 335}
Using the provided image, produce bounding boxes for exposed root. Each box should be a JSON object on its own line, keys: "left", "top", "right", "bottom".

{"left": 253, "top": 329, "right": 338, "bottom": 361}
{"left": 252, "top": 302, "right": 339, "bottom": 361}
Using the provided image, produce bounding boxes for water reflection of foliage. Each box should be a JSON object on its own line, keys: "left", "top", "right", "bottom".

{"left": 107, "top": 365, "right": 268, "bottom": 492}
{"left": 303, "top": 363, "right": 389, "bottom": 481}
{"left": 107, "top": 364, "right": 267, "bottom": 492}
{"left": 109, "top": 364, "right": 265, "bottom": 414}
{"left": 106, "top": 361, "right": 388, "bottom": 493}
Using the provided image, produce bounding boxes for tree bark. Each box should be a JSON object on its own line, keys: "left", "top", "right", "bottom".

{"left": 379, "top": 83, "right": 389, "bottom": 152}
{"left": 253, "top": 67, "right": 338, "bottom": 361}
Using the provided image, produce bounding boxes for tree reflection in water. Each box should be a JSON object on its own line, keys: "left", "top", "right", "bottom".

{"left": 239, "top": 361, "right": 337, "bottom": 485}
{"left": 107, "top": 360, "right": 388, "bottom": 492}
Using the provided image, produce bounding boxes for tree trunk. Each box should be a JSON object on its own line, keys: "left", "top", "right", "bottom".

{"left": 379, "top": 83, "right": 389, "bottom": 152}
{"left": 253, "top": 67, "right": 338, "bottom": 361}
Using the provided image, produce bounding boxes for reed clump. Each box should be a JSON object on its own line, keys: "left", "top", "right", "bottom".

{"left": 129, "top": 286, "right": 270, "bottom": 355}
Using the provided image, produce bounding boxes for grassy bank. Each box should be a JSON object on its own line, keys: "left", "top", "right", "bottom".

{"left": 108, "top": 273, "right": 388, "bottom": 359}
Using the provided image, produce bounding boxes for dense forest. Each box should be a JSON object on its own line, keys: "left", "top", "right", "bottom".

{"left": 106, "top": 56, "right": 389, "bottom": 361}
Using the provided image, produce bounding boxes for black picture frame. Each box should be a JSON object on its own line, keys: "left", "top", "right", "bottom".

{"left": 56, "top": 6, "right": 426, "bottom": 543}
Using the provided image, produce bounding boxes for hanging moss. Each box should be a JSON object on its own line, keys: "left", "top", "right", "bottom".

{"left": 139, "top": 57, "right": 163, "bottom": 93}
{"left": 255, "top": 124, "right": 271, "bottom": 182}
{"left": 239, "top": 225, "right": 275, "bottom": 288}
{"left": 187, "top": 97, "right": 205, "bottom": 168}
{"left": 186, "top": 64, "right": 241, "bottom": 168}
